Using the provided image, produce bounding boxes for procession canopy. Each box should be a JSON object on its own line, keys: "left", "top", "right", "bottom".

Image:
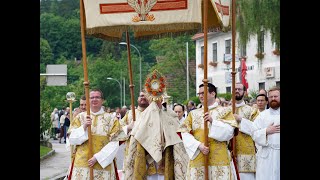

{"left": 82, "top": 0, "right": 231, "bottom": 41}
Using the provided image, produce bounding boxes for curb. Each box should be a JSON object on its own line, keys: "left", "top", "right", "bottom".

{"left": 40, "top": 149, "right": 55, "bottom": 161}
{"left": 55, "top": 175, "right": 66, "bottom": 180}
{"left": 46, "top": 170, "right": 67, "bottom": 180}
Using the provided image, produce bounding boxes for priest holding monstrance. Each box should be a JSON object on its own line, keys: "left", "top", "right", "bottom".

{"left": 123, "top": 69, "right": 188, "bottom": 180}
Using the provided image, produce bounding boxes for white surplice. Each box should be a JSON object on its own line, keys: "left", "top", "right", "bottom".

{"left": 69, "top": 108, "right": 120, "bottom": 169}
{"left": 67, "top": 108, "right": 123, "bottom": 179}
{"left": 251, "top": 107, "right": 280, "bottom": 180}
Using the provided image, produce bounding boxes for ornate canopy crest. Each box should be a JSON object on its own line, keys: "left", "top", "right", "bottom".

{"left": 144, "top": 69, "right": 166, "bottom": 101}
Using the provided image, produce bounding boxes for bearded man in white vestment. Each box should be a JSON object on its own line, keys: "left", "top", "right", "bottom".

{"left": 123, "top": 70, "right": 188, "bottom": 180}
{"left": 241, "top": 87, "right": 280, "bottom": 180}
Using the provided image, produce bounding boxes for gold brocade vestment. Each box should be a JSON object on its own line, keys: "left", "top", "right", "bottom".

{"left": 235, "top": 104, "right": 259, "bottom": 173}
{"left": 119, "top": 107, "right": 144, "bottom": 176}
{"left": 178, "top": 106, "right": 238, "bottom": 180}
{"left": 68, "top": 111, "right": 122, "bottom": 180}
{"left": 124, "top": 102, "right": 188, "bottom": 180}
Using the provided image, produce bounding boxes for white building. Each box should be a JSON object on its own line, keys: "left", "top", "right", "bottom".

{"left": 192, "top": 30, "right": 280, "bottom": 95}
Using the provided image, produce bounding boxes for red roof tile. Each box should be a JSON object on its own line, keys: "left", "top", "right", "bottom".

{"left": 192, "top": 33, "right": 204, "bottom": 40}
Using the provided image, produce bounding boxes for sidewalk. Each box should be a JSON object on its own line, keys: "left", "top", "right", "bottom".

{"left": 40, "top": 139, "right": 71, "bottom": 180}
{"left": 40, "top": 138, "right": 125, "bottom": 180}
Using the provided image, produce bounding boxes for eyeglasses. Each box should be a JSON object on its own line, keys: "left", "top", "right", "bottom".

{"left": 197, "top": 92, "right": 205, "bottom": 96}
{"left": 257, "top": 100, "right": 266, "bottom": 102}
{"left": 90, "top": 96, "right": 102, "bottom": 100}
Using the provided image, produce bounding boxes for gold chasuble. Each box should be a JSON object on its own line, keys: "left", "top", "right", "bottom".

{"left": 235, "top": 104, "right": 259, "bottom": 173}
{"left": 68, "top": 111, "right": 123, "bottom": 179}
{"left": 119, "top": 107, "right": 144, "bottom": 177}
{"left": 178, "top": 105, "right": 238, "bottom": 180}
{"left": 124, "top": 101, "right": 188, "bottom": 180}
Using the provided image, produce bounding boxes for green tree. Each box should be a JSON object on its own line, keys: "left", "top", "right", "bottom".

{"left": 237, "top": 0, "right": 280, "bottom": 50}
{"left": 40, "top": 13, "right": 66, "bottom": 60}
{"left": 49, "top": 0, "right": 60, "bottom": 15}
{"left": 40, "top": 99, "right": 52, "bottom": 138}
{"left": 130, "top": 38, "right": 156, "bottom": 65}
{"left": 40, "top": 38, "right": 54, "bottom": 73}
{"left": 57, "top": 0, "right": 80, "bottom": 18}
{"left": 40, "top": 12, "right": 103, "bottom": 61}
{"left": 87, "top": 54, "right": 131, "bottom": 108}
{"left": 149, "top": 35, "right": 196, "bottom": 103}
{"left": 40, "top": 0, "right": 52, "bottom": 15}
{"left": 99, "top": 41, "right": 122, "bottom": 60}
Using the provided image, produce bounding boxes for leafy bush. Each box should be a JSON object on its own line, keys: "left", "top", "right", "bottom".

{"left": 40, "top": 99, "right": 51, "bottom": 139}
{"left": 183, "top": 96, "right": 200, "bottom": 106}
{"left": 248, "top": 89, "right": 259, "bottom": 99}
{"left": 218, "top": 93, "right": 232, "bottom": 101}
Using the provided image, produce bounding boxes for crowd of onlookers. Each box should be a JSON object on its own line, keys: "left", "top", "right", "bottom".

{"left": 50, "top": 107, "right": 70, "bottom": 143}
{"left": 50, "top": 103, "right": 129, "bottom": 143}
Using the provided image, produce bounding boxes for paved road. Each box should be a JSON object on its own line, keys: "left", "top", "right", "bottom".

{"left": 40, "top": 139, "right": 71, "bottom": 180}
{"left": 40, "top": 139, "right": 125, "bottom": 180}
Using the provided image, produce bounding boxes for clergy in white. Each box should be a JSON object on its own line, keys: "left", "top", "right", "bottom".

{"left": 242, "top": 87, "right": 280, "bottom": 180}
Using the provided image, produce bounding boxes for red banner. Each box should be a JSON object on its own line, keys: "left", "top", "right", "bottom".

{"left": 241, "top": 58, "right": 249, "bottom": 90}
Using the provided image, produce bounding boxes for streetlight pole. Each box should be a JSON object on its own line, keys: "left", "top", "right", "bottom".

{"left": 119, "top": 42, "right": 142, "bottom": 91}
{"left": 123, "top": 77, "right": 125, "bottom": 106}
{"left": 107, "top": 77, "right": 122, "bottom": 107}
{"left": 66, "top": 92, "right": 76, "bottom": 161}
{"left": 186, "top": 42, "right": 189, "bottom": 100}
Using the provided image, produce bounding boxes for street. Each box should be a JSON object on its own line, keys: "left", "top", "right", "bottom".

{"left": 40, "top": 139, "right": 125, "bottom": 180}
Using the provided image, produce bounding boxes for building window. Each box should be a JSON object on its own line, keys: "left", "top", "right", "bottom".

{"left": 240, "top": 44, "right": 246, "bottom": 57}
{"left": 258, "top": 30, "right": 265, "bottom": 53}
{"left": 212, "top": 43, "right": 217, "bottom": 62}
{"left": 276, "top": 81, "right": 280, "bottom": 88}
{"left": 247, "top": 65, "right": 254, "bottom": 70}
{"left": 226, "top": 87, "right": 231, "bottom": 93}
{"left": 201, "top": 46, "right": 204, "bottom": 64}
{"left": 259, "top": 82, "right": 265, "bottom": 91}
{"left": 225, "top": 39, "right": 231, "bottom": 54}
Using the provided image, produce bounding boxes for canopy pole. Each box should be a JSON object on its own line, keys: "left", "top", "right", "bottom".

{"left": 125, "top": 31, "right": 136, "bottom": 121}
{"left": 203, "top": 0, "right": 209, "bottom": 180}
{"left": 231, "top": 0, "right": 240, "bottom": 179}
{"left": 79, "top": 0, "right": 93, "bottom": 179}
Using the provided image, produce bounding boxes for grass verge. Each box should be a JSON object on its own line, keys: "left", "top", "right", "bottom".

{"left": 40, "top": 145, "right": 52, "bottom": 157}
